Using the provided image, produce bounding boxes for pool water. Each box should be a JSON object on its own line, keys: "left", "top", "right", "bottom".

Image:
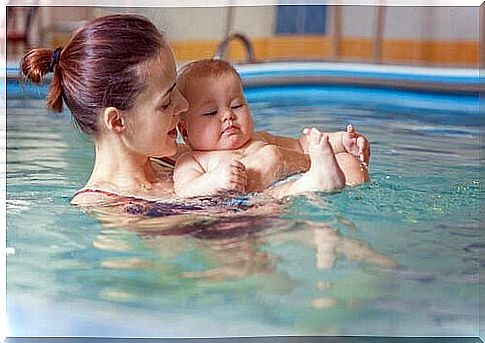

{"left": 6, "top": 84, "right": 481, "bottom": 337}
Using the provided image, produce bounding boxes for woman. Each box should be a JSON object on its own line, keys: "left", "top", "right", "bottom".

{"left": 20, "top": 14, "right": 369, "bottom": 208}
{"left": 21, "top": 14, "right": 190, "bottom": 205}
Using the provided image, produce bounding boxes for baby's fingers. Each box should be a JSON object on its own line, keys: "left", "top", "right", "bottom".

{"left": 345, "top": 124, "right": 358, "bottom": 139}
{"left": 231, "top": 159, "right": 246, "bottom": 172}
{"left": 229, "top": 173, "right": 247, "bottom": 192}
{"left": 357, "top": 136, "right": 371, "bottom": 166}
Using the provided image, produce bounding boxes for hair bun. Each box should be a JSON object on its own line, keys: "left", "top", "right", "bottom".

{"left": 20, "top": 48, "right": 55, "bottom": 83}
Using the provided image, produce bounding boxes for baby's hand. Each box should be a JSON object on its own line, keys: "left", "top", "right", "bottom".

{"left": 213, "top": 158, "right": 247, "bottom": 194}
{"left": 341, "top": 124, "right": 371, "bottom": 167}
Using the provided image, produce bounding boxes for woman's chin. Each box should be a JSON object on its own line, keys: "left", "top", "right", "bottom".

{"left": 149, "top": 143, "right": 177, "bottom": 158}
{"left": 163, "top": 141, "right": 178, "bottom": 157}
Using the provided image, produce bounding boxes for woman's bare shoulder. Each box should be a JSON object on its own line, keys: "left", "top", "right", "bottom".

{"left": 70, "top": 189, "right": 112, "bottom": 205}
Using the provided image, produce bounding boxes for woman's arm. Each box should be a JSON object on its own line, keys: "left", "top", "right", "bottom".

{"left": 253, "top": 131, "right": 304, "bottom": 153}
{"left": 254, "top": 130, "right": 346, "bottom": 154}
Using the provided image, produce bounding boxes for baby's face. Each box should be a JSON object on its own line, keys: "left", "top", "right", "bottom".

{"left": 180, "top": 73, "right": 254, "bottom": 151}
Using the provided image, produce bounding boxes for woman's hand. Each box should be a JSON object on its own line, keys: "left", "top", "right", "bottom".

{"left": 340, "top": 124, "right": 371, "bottom": 167}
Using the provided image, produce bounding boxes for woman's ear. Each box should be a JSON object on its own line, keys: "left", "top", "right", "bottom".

{"left": 102, "top": 107, "right": 125, "bottom": 133}
{"left": 177, "top": 120, "right": 190, "bottom": 144}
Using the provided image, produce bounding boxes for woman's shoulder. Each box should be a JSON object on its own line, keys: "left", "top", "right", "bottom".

{"left": 70, "top": 187, "right": 116, "bottom": 205}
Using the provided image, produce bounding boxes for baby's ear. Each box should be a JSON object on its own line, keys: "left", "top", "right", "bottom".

{"left": 177, "top": 120, "right": 190, "bottom": 144}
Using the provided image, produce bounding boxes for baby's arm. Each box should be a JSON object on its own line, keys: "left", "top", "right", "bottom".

{"left": 174, "top": 153, "right": 247, "bottom": 198}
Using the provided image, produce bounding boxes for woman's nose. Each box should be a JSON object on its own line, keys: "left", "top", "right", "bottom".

{"left": 173, "top": 88, "right": 189, "bottom": 116}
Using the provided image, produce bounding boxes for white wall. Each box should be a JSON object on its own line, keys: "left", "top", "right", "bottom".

{"left": 137, "top": 7, "right": 229, "bottom": 41}
{"left": 38, "top": 5, "right": 480, "bottom": 43}
{"left": 231, "top": 6, "right": 276, "bottom": 38}
{"left": 110, "top": 6, "right": 277, "bottom": 40}
{"left": 340, "top": 6, "right": 376, "bottom": 37}
{"left": 342, "top": 6, "right": 479, "bottom": 40}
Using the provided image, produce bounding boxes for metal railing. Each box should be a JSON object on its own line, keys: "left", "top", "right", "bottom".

{"left": 213, "top": 32, "right": 256, "bottom": 63}
{"left": 217, "top": 5, "right": 387, "bottom": 64}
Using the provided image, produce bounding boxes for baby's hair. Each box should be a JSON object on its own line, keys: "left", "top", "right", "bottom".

{"left": 20, "top": 14, "right": 166, "bottom": 136}
{"left": 177, "top": 59, "right": 241, "bottom": 95}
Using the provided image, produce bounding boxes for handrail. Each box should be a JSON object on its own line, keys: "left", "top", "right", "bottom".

{"left": 213, "top": 32, "right": 256, "bottom": 63}
{"left": 331, "top": 5, "right": 342, "bottom": 61}
{"left": 373, "top": 5, "right": 386, "bottom": 64}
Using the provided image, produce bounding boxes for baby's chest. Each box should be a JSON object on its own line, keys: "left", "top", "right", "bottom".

{"left": 201, "top": 151, "right": 245, "bottom": 171}
{"left": 243, "top": 140, "right": 269, "bottom": 155}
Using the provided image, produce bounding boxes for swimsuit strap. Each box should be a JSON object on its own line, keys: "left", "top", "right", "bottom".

{"left": 74, "top": 188, "right": 121, "bottom": 197}
{"left": 151, "top": 156, "right": 176, "bottom": 169}
{"left": 73, "top": 187, "right": 144, "bottom": 202}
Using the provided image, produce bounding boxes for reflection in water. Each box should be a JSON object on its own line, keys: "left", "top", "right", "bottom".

{"left": 88, "top": 197, "right": 396, "bottom": 311}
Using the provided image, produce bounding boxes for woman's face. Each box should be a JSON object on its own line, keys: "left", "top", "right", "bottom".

{"left": 123, "top": 47, "right": 188, "bottom": 157}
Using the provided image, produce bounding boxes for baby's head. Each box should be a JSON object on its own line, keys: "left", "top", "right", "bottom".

{"left": 176, "top": 59, "right": 254, "bottom": 151}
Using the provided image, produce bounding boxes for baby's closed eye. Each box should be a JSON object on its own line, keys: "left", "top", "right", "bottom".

{"left": 202, "top": 110, "right": 218, "bottom": 116}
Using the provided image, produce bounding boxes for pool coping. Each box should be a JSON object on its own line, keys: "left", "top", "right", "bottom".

{"left": 5, "top": 60, "right": 483, "bottom": 94}
{"left": 235, "top": 61, "right": 481, "bottom": 94}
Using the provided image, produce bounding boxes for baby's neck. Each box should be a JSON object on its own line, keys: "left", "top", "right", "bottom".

{"left": 192, "top": 138, "right": 254, "bottom": 153}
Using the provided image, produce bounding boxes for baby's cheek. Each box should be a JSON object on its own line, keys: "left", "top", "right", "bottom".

{"left": 205, "top": 129, "right": 220, "bottom": 147}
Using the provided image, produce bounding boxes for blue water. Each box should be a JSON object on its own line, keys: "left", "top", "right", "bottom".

{"left": 6, "top": 84, "right": 481, "bottom": 337}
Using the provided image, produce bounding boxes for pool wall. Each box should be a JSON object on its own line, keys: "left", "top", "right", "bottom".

{"left": 6, "top": 61, "right": 482, "bottom": 98}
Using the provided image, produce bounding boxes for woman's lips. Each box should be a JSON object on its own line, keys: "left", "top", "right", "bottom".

{"left": 168, "top": 128, "right": 177, "bottom": 138}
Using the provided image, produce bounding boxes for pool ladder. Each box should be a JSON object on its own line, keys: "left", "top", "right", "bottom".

{"left": 214, "top": 32, "right": 256, "bottom": 63}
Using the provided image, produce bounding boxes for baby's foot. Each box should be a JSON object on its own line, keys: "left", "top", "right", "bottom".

{"left": 299, "top": 128, "right": 345, "bottom": 192}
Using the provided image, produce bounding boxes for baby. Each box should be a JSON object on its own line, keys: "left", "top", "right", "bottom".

{"left": 174, "top": 59, "right": 370, "bottom": 199}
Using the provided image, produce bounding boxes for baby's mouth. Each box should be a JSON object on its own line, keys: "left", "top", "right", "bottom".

{"left": 222, "top": 125, "right": 240, "bottom": 135}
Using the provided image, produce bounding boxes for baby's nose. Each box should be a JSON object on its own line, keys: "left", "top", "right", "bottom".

{"left": 222, "top": 108, "right": 236, "bottom": 121}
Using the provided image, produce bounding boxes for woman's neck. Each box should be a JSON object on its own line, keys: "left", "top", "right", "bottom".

{"left": 87, "top": 136, "right": 157, "bottom": 193}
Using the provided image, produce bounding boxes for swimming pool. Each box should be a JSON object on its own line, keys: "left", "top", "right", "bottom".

{"left": 5, "top": 62, "right": 482, "bottom": 338}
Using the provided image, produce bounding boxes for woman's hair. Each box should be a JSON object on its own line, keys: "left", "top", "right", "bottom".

{"left": 20, "top": 14, "right": 166, "bottom": 135}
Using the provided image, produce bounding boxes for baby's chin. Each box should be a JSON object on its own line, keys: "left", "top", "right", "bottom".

{"left": 218, "top": 137, "right": 251, "bottom": 151}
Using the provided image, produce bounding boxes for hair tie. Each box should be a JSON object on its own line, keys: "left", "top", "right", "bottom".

{"left": 49, "top": 47, "right": 63, "bottom": 73}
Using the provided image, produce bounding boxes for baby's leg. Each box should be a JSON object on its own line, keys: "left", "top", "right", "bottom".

{"left": 269, "top": 129, "right": 345, "bottom": 197}
{"left": 335, "top": 152, "right": 370, "bottom": 185}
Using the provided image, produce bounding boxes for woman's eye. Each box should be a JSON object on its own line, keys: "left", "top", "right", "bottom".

{"left": 202, "top": 110, "right": 217, "bottom": 116}
{"left": 160, "top": 101, "right": 171, "bottom": 110}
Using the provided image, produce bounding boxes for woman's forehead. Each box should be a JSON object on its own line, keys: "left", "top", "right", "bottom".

{"left": 145, "top": 52, "right": 177, "bottom": 90}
